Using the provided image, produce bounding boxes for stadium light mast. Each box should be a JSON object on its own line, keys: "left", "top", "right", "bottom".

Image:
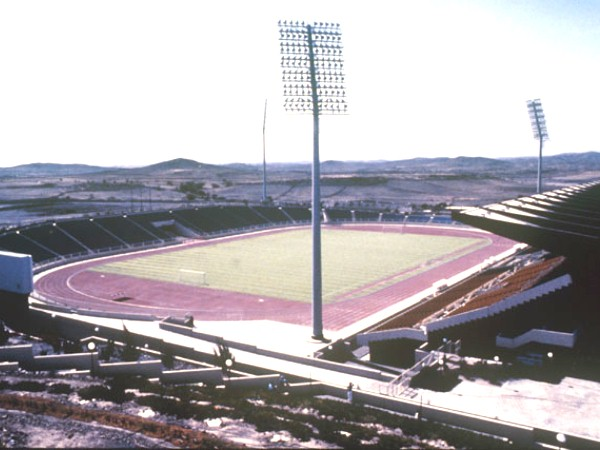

{"left": 527, "top": 99, "right": 549, "bottom": 194}
{"left": 262, "top": 99, "right": 268, "bottom": 203}
{"left": 279, "top": 20, "right": 348, "bottom": 341}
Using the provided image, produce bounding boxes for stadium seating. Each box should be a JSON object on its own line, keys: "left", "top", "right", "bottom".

{"left": 368, "top": 256, "right": 565, "bottom": 335}
{"left": 0, "top": 231, "right": 56, "bottom": 263}
{"left": 406, "top": 213, "right": 432, "bottom": 223}
{"left": 93, "top": 215, "right": 159, "bottom": 245}
{"left": 430, "top": 214, "right": 454, "bottom": 224}
{"left": 371, "top": 269, "right": 503, "bottom": 331}
{"left": 281, "top": 205, "right": 312, "bottom": 222}
{"left": 251, "top": 206, "right": 291, "bottom": 224}
{"left": 57, "top": 218, "right": 125, "bottom": 250}
{"left": 447, "top": 256, "right": 565, "bottom": 317}
{"left": 355, "top": 210, "right": 380, "bottom": 221}
{"left": 380, "top": 212, "right": 406, "bottom": 222}
{"left": 170, "top": 209, "right": 218, "bottom": 233}
{"left": 20, "top": 223, "right": 87, "bottom": 257}
{"left": 326, "top": 208, "right": 353, "bottom": 222}
{"left": 126, "top": 212, "right": 176, "bottom": 241}
{"left": 0, "top": 204, "right": 455, "bottom": 267}
{"left": 222, "top": 206, "right": 270, "bottom": 228}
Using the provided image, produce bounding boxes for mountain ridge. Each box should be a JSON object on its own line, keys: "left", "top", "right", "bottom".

{"left": 2, "top": 152, "right": 600, "bottom": 177}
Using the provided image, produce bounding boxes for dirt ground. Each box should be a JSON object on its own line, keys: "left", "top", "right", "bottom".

{"left": 0, "top": 409, "right": 176, "bottom": 449}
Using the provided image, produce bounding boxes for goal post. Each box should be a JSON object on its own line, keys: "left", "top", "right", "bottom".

{"left": 178, "top": 269, "right": 208, "bottom": 286}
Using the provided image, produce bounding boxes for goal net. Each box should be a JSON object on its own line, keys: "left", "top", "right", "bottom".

{"left": 178, "top": 269, "right": 208, "bottom": 286}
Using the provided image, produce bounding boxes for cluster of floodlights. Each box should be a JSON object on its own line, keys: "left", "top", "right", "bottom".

{"left": 526, "top": 98, "right": 549, "bottom": 193}
{"left": 526, "top": 99, "right": 549, "bottom": 141}
{"left": 279, "top": 20, "right": 348, "bottom": 114}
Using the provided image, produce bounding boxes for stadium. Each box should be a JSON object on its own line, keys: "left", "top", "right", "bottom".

{"left": 1, "top": 193, "right": 599, "bottom": 447}
{"left": 1, "top": 205, "right": 514, "bottom": 331}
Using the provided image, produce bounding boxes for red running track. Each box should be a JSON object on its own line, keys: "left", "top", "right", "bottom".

{"left": 34, "top": 224, "right": 517, "bottom": 331}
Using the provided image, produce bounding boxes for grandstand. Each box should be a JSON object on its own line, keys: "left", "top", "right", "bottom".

{"left": 444, "top": 256, "right": 564, "bottom": 317}
{"left": 356, "top": 182, "right": 600, "bottom": 377}
{"left": 368, "top": 268, "right": 504, "bottom": 331}
{"left": 1, "top": 183, "right": 599, "bottom": 447}
{"left": 2, "top": 187, "right": 598, "bottom": 378}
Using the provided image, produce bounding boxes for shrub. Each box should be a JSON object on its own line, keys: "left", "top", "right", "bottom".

{"left": 13, "top": 381, "right": 46, "bottom": 392}
{"left": 245, "top": 409, "right": 281, "bottom": 432}
{"left": 78, "top": 384, "right": 133, "bottom": 404}
{"left": 280, "top": 419, "right": 314, "bottom": 442}
{"left": 48, "top": 383, "right": 73, "bottom": 395}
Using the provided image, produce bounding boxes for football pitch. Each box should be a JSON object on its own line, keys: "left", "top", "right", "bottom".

{"left": 91, "top": 228, "right": 488, "bottom": 303}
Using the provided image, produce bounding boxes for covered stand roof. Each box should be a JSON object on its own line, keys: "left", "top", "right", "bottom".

{"left": 451, "top": 181, "right": 600, "bottom": 259}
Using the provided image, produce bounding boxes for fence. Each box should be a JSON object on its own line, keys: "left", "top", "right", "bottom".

{"left": 386, "top": 340, "right": 461, "bottom": 397}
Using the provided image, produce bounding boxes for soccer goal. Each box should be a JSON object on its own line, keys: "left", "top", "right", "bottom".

{"left": 178, "top": 269, "right": 208, "bottom": 286}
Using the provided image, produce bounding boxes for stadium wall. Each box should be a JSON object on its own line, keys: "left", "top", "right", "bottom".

{"left": 0, "top": 251, "right": 33, "bottom": 295}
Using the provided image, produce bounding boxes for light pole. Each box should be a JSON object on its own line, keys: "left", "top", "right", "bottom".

{"left": 279, "top": 20, "right": 348, "bottom": 340}
{"left": 225, "top": 358, "right": 233, "bottom": 388}
{"left": 262, "top": 99, "right": 268, "bottom": 203}
{"left": 87, "top": 341, "right": 96, "bottom": 375}
{"left": 526, "top": 99, "right": 549, "bottom": 194}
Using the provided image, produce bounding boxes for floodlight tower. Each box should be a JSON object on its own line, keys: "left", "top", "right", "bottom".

{"left": 527, "top": 99, "right": 549, "bottom": 194}
{"left": 279, "top": 20, "right": 348, "bottom": 340}
{"left": 262, "top": 99, "right": 268, "bottom": 203}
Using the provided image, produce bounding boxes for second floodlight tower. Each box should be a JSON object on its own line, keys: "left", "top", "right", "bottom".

{"left": 526, "top": 99, "right": 549, "bottom": 194}
{"left": 278, "top": 20, "right": 348, "bottom": 340}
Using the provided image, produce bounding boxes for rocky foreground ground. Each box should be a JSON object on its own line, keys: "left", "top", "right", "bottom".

{"left": 0, "top": 366, "right": 520, "bottom": 450}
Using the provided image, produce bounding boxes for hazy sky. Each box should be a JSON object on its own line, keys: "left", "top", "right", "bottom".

{"left": 1, "top": 0, "right": 599, "bottom": 167}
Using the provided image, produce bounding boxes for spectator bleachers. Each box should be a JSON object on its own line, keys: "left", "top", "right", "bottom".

{"left": 58, "top": 218, "right": 124, "bottom": 251}
{"left": 447, "top": 256, "right": 565, "bottom": 317}
{"left": 0, "top": 204, "right": 456, "bottom": 267}
{"left": 355, "top": 210, "right": 380, "bottom": 221}
{"left": 381, "top": 212, "right": 406, "bottom": 222}
{"left": 282, "top": 206, "right": 311, "bottom": 222}
{"left": 430, "top": 214, "right": 454, "bottom": 224}
{"left": 207, "top": 206, "right": 247, "bottom": 230}
{"left": 222, "top": 206, "right": 269, "bottom": 228}
{"left": 371, "top": 269, "right": 504, "bottom": 331}
{"left": 172, "top": 208, "right": 227, "bottom": 233}
{"left": 20, "top": 223, "right": 87, "bottom": 256}
{"left": 326, "top": 209, "right": 353, "bottom": 222}
{"left": 371, "top": 257, "right": 563, "bottom": 332}
{"left": 0, "top": 231, "right": 56, "bottom": 263}
{"left": 126, "top": 212, "right": 174, "bottom": 241}
{"left": 167, "top": 209, "right": 209, "bottom": 233}
{"left": 251, "top": 206, "right": 290, "bottom": 224}
{"left": 94, "top": 215, "right": 158, "bottom": 245}
{"left": 406, "top": 213, "right": 432, "bottom": 223}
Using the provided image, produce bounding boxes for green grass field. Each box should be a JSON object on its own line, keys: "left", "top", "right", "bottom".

{"left": 91, "top": 228, "right": 488, "bottom": 303}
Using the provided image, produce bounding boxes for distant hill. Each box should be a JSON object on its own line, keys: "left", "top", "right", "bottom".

{"left": 122, "top": 158, "right": 216, "bottom": 174}
{"left": 503, "top": 151, "right": 600, "bottom": 172}
{"left": 2, "top": 152, "right": 600, "bottom": 178}
{"left": 0, "top": 163, "right": 108, "bottom": 177}
{"left": 279, "top": 157, "right": 515, "bottom": 174}
{"left": 383, "top": 156, "right": 515, "bottom": 173}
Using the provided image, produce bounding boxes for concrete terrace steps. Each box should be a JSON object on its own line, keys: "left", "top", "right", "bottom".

{"left": 424, "top": 274, "right": 572, "bottom": 333}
